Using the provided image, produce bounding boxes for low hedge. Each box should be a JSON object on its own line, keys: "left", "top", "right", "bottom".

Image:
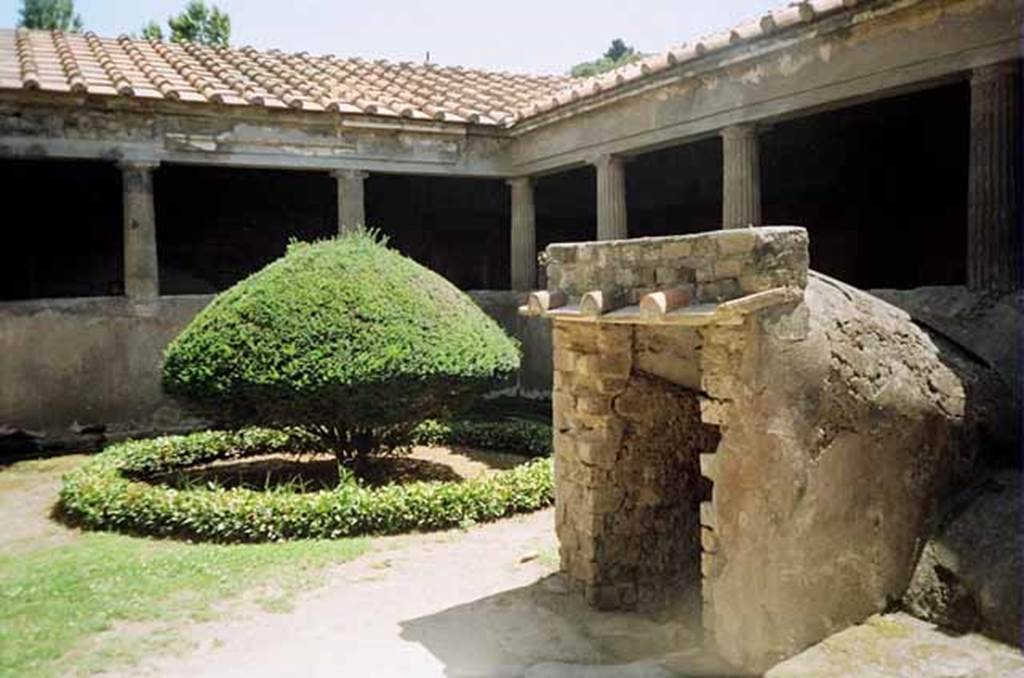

{"left": 58, "top": 420, "right": 553, "bottom": 542}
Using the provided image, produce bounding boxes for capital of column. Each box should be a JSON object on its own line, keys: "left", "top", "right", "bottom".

{"left": 506, "top": 176, "right": 534, "bottom": 189}
{"left": 330, "top": 169, "right": 369, "bottom": 181}
{"left": 589, "top": 153, "right": 626, "bottom": 170}
{"left": 720, "top": 123, "right": 759, "bottom": 141}
{"left": 971, "top": 61, "right": 1019, "bottom": 86}
{"left": 117, "top": 158, "right": 160, "bottom": 171}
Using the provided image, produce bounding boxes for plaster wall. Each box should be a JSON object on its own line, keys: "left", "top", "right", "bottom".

{"left": 0, "top": 291, "right": 552, "bottom": 446}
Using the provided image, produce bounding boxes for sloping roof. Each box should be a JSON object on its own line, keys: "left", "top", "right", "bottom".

{"left": 0, "top": 0, "right": 866, "bottom": 127}
{"left": 530, "top": 0, "right": 861, "bottom": 120}
{"left": 0, "top": 28, "right": 570, "bottom": 126}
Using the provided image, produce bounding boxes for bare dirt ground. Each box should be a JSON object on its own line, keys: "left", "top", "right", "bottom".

{"left": 3, "top": 453, "right": 1022, "bottom": 677}
{"left": 114, "top": 508, "right": 729, "bottom": 678}
{"left": 0, "top": 454, "right": 84, "bottom": 555}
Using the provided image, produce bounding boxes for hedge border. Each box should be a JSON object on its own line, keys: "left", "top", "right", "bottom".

{"left": 58, "top": 420, "right": 553, "bottom": 543}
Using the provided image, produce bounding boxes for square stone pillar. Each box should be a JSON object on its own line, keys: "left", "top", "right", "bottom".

{"left": 508, "top": 176, "right": 537, "bottom": 291}
{"left": 968, "top": 61, "right": 1020, "bottom": 292}
{"left": 721, "top": 124, "right": 762, "bottom": 229}
{"left": 119, "top": 159, "right": 160, "bottom": 300}
{"left": 332, "top": 169, "right": 369, "bottom": 234}
{"left": 594, "top": 154, "right": 628, "bottom": 241}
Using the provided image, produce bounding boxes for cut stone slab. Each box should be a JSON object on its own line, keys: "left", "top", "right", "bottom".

{"left": 766, "top": 613, "right": 1024, "bottom": 678}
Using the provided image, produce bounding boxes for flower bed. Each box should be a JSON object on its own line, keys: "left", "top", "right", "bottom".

{"left": 58, "top": 420, "right": 552, "bottom": 542}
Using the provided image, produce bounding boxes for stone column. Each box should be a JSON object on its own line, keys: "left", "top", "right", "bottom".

{"left": 119, "top": 159, "right": 160, "bottom": 300}
{"left": 594, "top": 154, "right": 628, "bottom": 241}
{"left": 721, "top": 124, "right": 762, "bottom": 229}
{"left": 968, "top": 61, "right": 1020, "bottom": 292}
{"left": 508, "top": 176, "right": 537, "bottom": 290}
{"left": 332, "top": 169, "right": 369, "bottom": 234}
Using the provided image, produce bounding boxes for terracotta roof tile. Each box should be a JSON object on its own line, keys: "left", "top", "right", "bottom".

{"left": 0, "top": 27, "right": 570, "bottom": 125}
{"left": 534, "top": 0, "right": 865, "bottom": 121}
{"left": 0, "top": 0, "right": 868, "bottom": 126}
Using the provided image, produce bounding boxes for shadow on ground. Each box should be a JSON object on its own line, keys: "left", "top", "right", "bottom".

{"left": 399, "top": 573, "right": 738, "bottom": 677}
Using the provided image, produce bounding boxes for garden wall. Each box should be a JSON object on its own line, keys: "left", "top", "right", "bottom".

{"left": 0, "top": 291, "right": 551, "bottom": 449}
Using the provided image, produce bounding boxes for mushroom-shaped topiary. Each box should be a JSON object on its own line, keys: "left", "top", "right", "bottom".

{"left": 162, "top": 231, "right": 520, "bottom": 467}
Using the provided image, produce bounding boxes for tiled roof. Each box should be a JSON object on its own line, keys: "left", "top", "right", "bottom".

{"left": 527, "top": 0, "right": 863, "bottom": 120}
{"left": 0, "top": 27, "right": 571, "bottom": 126}
{"left": 0, "top": 0, "right": 866, "bottom": 127}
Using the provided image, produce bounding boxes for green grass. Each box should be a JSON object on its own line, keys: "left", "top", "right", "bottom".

{"left": 0, "top": 530, "right": 368, "bottom": 677}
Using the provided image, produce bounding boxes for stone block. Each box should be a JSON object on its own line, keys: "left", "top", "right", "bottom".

{"left": 699, "top": 501, "right": 717, "bottom": 529}
{"left": 594, "top": 376, "right": 630, "bottom": 395}
{"left": 716, "top": 229, "right": 758, "bottom": 256}
{"left": 699, "top": 396, "right": 730, "bottom": 426}
{"left": 697, "top": 278, "right": 741, "bottom": 302}
{"left": 701, "top": 527, "right": 719, "bottom": 554}
{"left": 662, "top": 240, "right": 693, "bottom": 258}
{"left": 714, "top": 257, "right": 745, "bottom": 279}
{"left": 577, "top": 394, "right": 613, "bottom": 416}
{"left": 699, "top": 452, "right": 718, "bottom": 481}
{"left": 655, "top": 266, "right": 680, "bottom": 285}
{"left": 577, "top": 435, "right": 620, "bottom": 468}
{"left": 701, "top": 552, "right": 722, "bottom": 578}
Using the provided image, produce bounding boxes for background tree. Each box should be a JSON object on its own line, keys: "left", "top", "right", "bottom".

{"left": 569, "top": 38, "right": 641, "bottom": 78}
{"left": 603, "top": 38, "right": 631, "bottom": 62}
{"left": 18, "top": 0, "right": 83, "bottom": 32}
{"left": 143, "top": 1, "right": 230, "bottom": 46}
{"left": 140, "top": 20, "right": 164, "bottom": 42}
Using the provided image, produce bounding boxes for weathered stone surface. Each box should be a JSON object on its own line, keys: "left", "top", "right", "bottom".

{"left": 553, "top": 321, "right": 718, "bottom": 612}
{"left": 704, "top": 273, "right": 1006, "bottom": 671}
{"left": 903, "top": 472, "right": 1021, "bottom": 645}
{"left": 544, "top": 226, "right": 1012, "bottom": 672}
{"left": 545, "top": 227, "right": 808, "bottom": 306}
{"left": 766, "top": 613, "right": 1024, "bottom": 678}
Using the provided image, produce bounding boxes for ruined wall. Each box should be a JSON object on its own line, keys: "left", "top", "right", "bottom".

{"left": 547, "top": 226, "right": 808, "bottom": 305}
{"left": 553, "top": 321, "right": 717, "bottom": 610}
{"left": 0, "top": 290, "right": 551, "bottom": 447}
{"left": 542, "top": 227, "right": 1008, "bottom": 672}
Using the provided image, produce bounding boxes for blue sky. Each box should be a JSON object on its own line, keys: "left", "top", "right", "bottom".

{"left": 1, "top": 0, "right": 782, "bottom": 74}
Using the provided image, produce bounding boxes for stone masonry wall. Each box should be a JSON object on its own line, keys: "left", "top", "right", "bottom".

{"left": 546, "top": 226, "right": 808, "bottom": 306}
{"left": 553, "top": 321, "right": 719, "bottom": 611}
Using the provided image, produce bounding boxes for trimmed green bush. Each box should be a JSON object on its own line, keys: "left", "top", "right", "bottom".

{"left": 162, "top": 231, "right": 520, "bottom": 464}
{"left": 58, "top": 420, "right": 553, "bottom": 542}
{"left": 410, "top": 420, "right": 552, "bottom": 458}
